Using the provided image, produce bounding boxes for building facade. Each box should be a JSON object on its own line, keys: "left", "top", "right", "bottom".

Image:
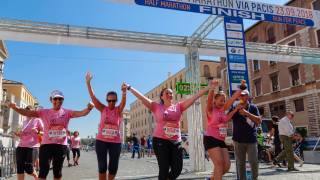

{"left": 122, "top": 109, "right": 131, "bottom": 143}
{"left": 221, "top": 0, "right": 320, "bottom": 137}
{"left": 0, "top": 40, "right": 8, "bottom": 134}
{"left": 129, "top": 60, "right": 221, "bottom": 138}
{"left": 2, "top": 79, "right": 38, "bottom": 135}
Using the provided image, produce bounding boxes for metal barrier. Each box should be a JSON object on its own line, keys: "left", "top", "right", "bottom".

{"left": 0, "top": 147, "right": 16, "bottom": 179}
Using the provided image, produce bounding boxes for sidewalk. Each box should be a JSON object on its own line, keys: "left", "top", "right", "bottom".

{"left": 7, "top": 151, "right": 320, "bottom": 180}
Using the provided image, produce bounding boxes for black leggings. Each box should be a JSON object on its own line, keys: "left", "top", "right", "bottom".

{"left": 16, "top": 147, "right": 35, "bottom": 174}
{"left": 152, "top": 137, "right": 183, "bottom": 180}
{"left": 95, "top": 140, "right": 121, "bottom": 175}
{"left": 66, "top": 147, "right": 70, "bottom": 161}
{"left": 72, "top": 148, "right": 80, "bottom": 159}
{"left": 39, "top": 144, "right": 67, "bottom": 179}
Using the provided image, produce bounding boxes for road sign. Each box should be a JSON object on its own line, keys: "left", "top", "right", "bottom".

{"left": 135, "top": 0, "right": 320, "bottom": 27}
{"left": 224, "top": 16, "right": 250, "bottom": 94}
{"left": 176, "top": 82, "right": 208, "bottom": 95}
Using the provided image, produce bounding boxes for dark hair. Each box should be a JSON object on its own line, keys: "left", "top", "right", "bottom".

{"left": 159, "top": 88, "right": 171, "bottom": 104}
{"left": 106, "top": 91, "right": 118, "bottom": 101}
{"left": 74, "top": 131, "right": 79, "bottom": 136}
{"left": 214, "top": 91, "right": 226, "bottom": 99}
{"left": 272, "top": 116, "right": 279, "bottom": 122}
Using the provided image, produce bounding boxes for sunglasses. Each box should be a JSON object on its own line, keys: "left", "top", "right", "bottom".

{"left": 53, "top": 97, "right": 64, "bottom": 101}
{"left": 107, "top": 99, "right": 117, "bottom": 103}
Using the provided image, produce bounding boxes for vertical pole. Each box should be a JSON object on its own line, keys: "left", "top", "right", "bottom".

{"left": 185, "top": 45, "right": 205, "bottom": 172}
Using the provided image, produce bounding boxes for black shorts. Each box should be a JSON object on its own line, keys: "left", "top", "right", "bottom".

{"left": 16, "top": 147, "right": 35, "bottom": 174}
{"left": 95, "top": 140, "right": 121, "bottom": 175}
{"left": 203, "top": 136, "right": 227, "bottom": 150}
{"left": 72, "top": 148, "right": 81, "bottom": 158}
{"left": 39, "top": 144, "right": 67, "bottom": 179}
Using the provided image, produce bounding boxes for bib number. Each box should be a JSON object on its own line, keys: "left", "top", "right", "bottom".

{"left": 163, "top": 127, "right": 180, "bottom": 137}
{"left": 102, "top": 129, "right": 119, "bottom": 137}
{"left": 48, "top": 129, "right": 66, "bottom": 138}
{"left": 218, "top": 124, "right": 227, "bottom": 137}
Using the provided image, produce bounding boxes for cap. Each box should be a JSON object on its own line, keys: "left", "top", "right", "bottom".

{"left": 241, "top": 90, "right": 250, "bottom": 95}
{"left": 51, "top": 90, "right": 64, "bottom": 99}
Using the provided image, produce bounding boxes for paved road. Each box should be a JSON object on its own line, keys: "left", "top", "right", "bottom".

{"left": 7, "top": 151, "right": 320, "bottom": 180}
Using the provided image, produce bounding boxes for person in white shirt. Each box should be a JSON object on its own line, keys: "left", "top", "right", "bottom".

{"left": 273, "top": 111, "right": 298, "bottom": 171}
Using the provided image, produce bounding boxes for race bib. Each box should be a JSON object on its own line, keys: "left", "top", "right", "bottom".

{"left": 102, "top": 124, "right": 119, "bottom": 138}
{"left": 163, "top": 123, "right": 180, "bottom": 138}
{"left": 48, "top": 127, "right": 66, "bottom": 138}
{"left": 218, "top": 124, "right": 228, "bottom": 137}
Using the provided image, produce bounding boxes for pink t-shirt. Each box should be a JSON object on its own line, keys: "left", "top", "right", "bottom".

{"left": 18, "top": 118, "right": 44, "bottom": 148}
{"left": 152, "top": 102, "right": 183, "bottom": 142}
{"left": 96, "top": 106, "right": 122, "bottom": 143}
{"left": 205, "top": 107, "right": 228, "bottom": 141}
{"left": 71, "top": 136, "right": 81, "bottom": 149}
{"left": 37, "top": 108, "right": 73, "bottom": 145}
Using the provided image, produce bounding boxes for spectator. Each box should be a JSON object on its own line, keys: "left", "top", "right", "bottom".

{"left": 140, "top": 136, "right": 146, "bottom": 158}
{"left": 131, "top": 134, "right": 140, "bottom": 159}
{"left": 273, "top": 111, "right": 298, "bottom": 171}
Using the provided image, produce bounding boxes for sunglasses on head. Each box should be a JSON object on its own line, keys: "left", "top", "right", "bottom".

{"left": 53, "top": 97, "right": 64, "bottom": 101}
{"left": 107, "top": 99, "right": 117, "bottom": 103}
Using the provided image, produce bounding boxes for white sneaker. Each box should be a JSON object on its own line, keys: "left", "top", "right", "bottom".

{"left": 299, "top": 161, "right": 304, "bottom": 167}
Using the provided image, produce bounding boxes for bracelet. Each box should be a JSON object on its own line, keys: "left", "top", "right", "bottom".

{"left": 127, "top": 85, "right": 131, "bottom": 91}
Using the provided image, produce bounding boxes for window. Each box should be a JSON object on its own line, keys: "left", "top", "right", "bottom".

{"left": 294, "top": 99, "right": 304, "bottom": 112}
{"left": 284, "top": 24, "right": 296, "bottom": 37}
{"left": 254, "top": 79, "right": 262, "bottom": 96}
{"left": 258, "top": 107, "right": 265, "bottom": 117}
{"left": 313, "top": 0, "right": 320, "bottom": 10}
{"left": 253, "top": 60, "right": 260, "bottom": 71}
{"left": 203, "top": 65, "right": 211, "bottom": 78}
{"left": 266, "top": 27, "right": 276, "bottom": 44}
{"left": 251, "top": 36, "right": 258, "bottom": 42}
{"left": 269, "top": 101, "right": 286, "bottom": 118}
{"left": 270, "top": 74, "right": 279, "bottom": 92}
{"left": 270, "top": 61, "right": 277, "bottom": 66}
{"left": 290, "top": 68, "right": 300, "bottom": 86}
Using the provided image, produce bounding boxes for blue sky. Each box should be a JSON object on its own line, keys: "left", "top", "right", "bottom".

{"left": 1, "top": 0, "right": 288, "bottom": 138}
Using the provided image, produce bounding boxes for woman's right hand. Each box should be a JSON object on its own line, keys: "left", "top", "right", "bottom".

{"left": 209, "top": 79, "right": 219, "bottom": 90}
{"left": 6, "top": 101, "right": 16, "bottom": 109}
{"left": 86, "top": 72, "right": 93, "bottom": 83}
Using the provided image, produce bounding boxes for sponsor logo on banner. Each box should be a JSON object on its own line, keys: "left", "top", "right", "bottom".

{"left": 229, "top": 63, "right": 247, "bottom": 71}
{"left": 226, "top": 23, "right": 243, "bottom": 31}
{"left": 229, "top": 55, "right": 246, "bottom": 62}
{"left": 228, "top": 47, "right": 244, "bottom": 55}
{"left": 227, "top": 39, "right": 244, "bottom": 47}
{"left": 226, "top": 31, "right": 243, "bottom": 39}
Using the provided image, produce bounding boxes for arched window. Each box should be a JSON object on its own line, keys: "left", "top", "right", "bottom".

{"left": 203, "top": 65, "right": 211, "bottom": 77}
{"left": 266, "top": 27, "right": 276, "bottom": 44}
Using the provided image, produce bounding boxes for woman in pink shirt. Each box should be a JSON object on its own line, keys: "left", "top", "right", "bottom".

{"left": 86, "top": 72, "right": 126, "bottom": 180}
{"left": 8, "top": 90, "right": 94, "bottom": 180}
{"left": 204, "top": 80, "right": 243, "bottom": 180}
{"left": 126, "top": 81, "right": 213, "bottom": 180}
{"left": 71, "top": 131, "right": 81, "bottom": 166}
{"left": 14, "top": 106, "right": 44, "bottom": 180}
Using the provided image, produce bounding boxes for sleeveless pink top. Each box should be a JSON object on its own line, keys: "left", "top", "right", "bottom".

{"left": 96, "top": 106, "right": 122, "bottom": 143}
{"left": 205, "top": 107, "right": 228, "bottom": 141}
{"left": 152, "top": 102, "right": 183, "bottom": 142}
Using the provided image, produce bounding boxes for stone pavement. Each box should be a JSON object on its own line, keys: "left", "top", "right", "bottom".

{"left": 7, "top": 151, "right": 320, "bottom": 180}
